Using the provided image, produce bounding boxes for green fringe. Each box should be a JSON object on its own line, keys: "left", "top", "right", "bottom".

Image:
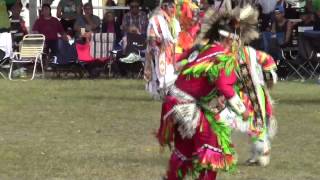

{"left": 182, "top": 54, "right": 237, "bottom": 80}
{"left": 205, "top": 110, "right": 235, "bottom": 156}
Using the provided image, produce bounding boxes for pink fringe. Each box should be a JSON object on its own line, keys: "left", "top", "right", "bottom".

{"left": 196, "top": 146, "right": 234, "bottom": 170}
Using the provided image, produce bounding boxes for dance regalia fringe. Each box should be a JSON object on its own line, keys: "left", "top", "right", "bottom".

{"left": 158, "top": 44, "right": 240, "bottom": 178}
{"left": 236, "top": 46, "right": 277, "bottom": 140}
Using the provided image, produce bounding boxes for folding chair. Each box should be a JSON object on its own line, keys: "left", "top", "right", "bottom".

{"left": 301, "top": 30, "right": 320, "bottom": 79}
{"left": 308, "top": 52, "right": 320, "bottom": 78}
{"left": 120, "top": 33, "right": 146, "bottom": 78}
{"left": 76, "top": 40, "right": 107, "bottom": 78}
{"left": 280, "top": 25, "right": 313, "bottom": 80}
{"left": 280, "top": 46, "right": 308, "bottom": 80}
{"left": 9, "top": 34, "right": 45, "bottom": 80}
{"left": 0, "top": 50, "right": 10, "bottom": 79}
{"left": 50, "top": 39, "right": 84, "bottom": 79}
{"left": 90, "top": 32, "right": 115, "bottom": 78}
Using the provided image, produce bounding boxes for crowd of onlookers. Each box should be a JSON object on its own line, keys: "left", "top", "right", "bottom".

{"left": 248, "top": 0, "right": 320, "bottom": 79}
{"left": 1, "top": 0, "right": 154, "bottom": 78}
{"left": 1, "top": 0, "right": 320, "bottom": 79}
{"left": 33, "top": 0, "right": 149, "bottom": 62}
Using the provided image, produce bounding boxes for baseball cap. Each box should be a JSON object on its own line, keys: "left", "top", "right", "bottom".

{"left": 275, "top": 5, "right": 285, "bottom": 14}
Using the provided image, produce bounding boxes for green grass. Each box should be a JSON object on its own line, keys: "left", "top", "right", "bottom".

{"left": 0, "top": 80, "right": 319, "bottom": 180}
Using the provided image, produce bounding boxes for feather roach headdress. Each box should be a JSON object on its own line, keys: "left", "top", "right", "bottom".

{"left": 195, "top": 4, "right": 259, "bottom": 45}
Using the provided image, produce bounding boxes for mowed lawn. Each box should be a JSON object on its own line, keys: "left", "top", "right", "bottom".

{"left": 0, "top": 79, "right": 319, "bottom": 180}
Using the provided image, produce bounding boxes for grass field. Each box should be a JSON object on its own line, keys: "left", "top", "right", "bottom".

{"left": 0, "top": 79, "right": 319, "bottom": 180}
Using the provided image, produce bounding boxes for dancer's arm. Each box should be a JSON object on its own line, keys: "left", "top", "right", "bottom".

{"left": 215, "top": 69, "right": 248, "bottom": 119}
{"left": 256, "top": 50, "right": 278, "bottom": 87}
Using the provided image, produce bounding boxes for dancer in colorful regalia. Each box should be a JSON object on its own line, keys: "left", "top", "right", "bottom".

{"left": 237, "top": 47, "right": 278, "bottom": 167}
{"left": 157, "top": 5, "right": 254, "bottom": 180}
{"left": 175, "top": 0, "right": 201, "bottom": 61}
{"left": 208, "top": 5, "right": 278, "bottom": 167}
{"left": 144, "top": 0, "right": 181, "bottom": 99}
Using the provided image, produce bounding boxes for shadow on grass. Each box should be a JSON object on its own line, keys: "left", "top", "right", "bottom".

{"left": 106, "top": 95, "right": 155, "bottom": 103}
{"left": 279, "top": 99, "right": 320, "bottom": 105}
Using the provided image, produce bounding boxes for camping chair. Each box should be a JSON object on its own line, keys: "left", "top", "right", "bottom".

{"left": 280, "top": 25, "right": 312, "bottom": 80}
{"left": 50, "top": 38, "right": 84, "bottom": 79}
{"left": 301, "top": 31, "right": 320, "bottom": 79}
{"left": 119, "top": 33, "right": 146, "bottom": 78}
{"left": 9, "top": 34, "right": 45, "bottom": 80}
{"left": 90, "top": 32, "right": 115, "bottom": 78}
{"left": 308, "top": 52, "right": 320, "bottom": 78}
{"left": 0, "top": 50, "right": 10, "bottom": 79}
{"left": 76, "top": 40, "right": 106, "bottom": 78}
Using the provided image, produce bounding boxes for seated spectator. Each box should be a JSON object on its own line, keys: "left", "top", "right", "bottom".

{"left": 121, "top": 0, "right": 148, "bottom": 35}
{"left": 33, "top": 4, "right": 67, "bottom": 59}
{"left": 262, "top": 6, "right": 293, "bottom": 59}
{"left": 113, "top": 25, "right": 145, "bottom": 78}
{"left": 0, "top": 0, "right": 12, "bottom": 60}
{"left": 74, "top": 3, "right": 101, "bottom": 39}
{"left": 313, "top": 7, "right": 320, "bottom": 30}
{"left": 271, "top": 6, "right": 293, "bottom": 46}
{"left": 57, "top": 0, "right": 82, "bottom": 35}
{"left": 297, "top": 8, "right": 320, "bottom": 64}
{"left": 101, "top": 11, "right": 122, "bottom": 46}
{"left": 9, "top": 3, "right": 28, "bottom": 51}
{"left": 276, "top": 0, "right": 290, "bottom": 15}
{"left": 298, "top": 11, "right": 314, "bottom": 27}
{"left": 121, "top": 25, "right": 140, "bottom": 52}
{"left": 106, "top": 0, "right": 116, "bottom": 6}
{"left": 257, "top": 0, "right": 277, "bottom": 31}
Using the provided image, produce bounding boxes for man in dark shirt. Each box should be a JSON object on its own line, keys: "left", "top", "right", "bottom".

{"left": 9, "top": 3, "right": 28, "bottom": 51}
{"left": 33, "top": 4, "right": 67, "bottom": 58}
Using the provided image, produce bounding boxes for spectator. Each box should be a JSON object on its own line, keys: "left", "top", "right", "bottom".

{"left": 102, "top": 11, "right": 122, "bottom": 46}
{"left": 0, "top": 0, "right": 12, "bottom": 60}
{"left": 74, "top": 2, "right": 101, "bottom": 38}
{"left": 257, "top": 0, "right": 277, "bottom": 31}
{"left": 121, "top": 25, "right": 140, "bottom": 52}
{"left": 276, "top": 0, "right": 290, "bottom": 15}
{"left": 305, "top": 0, "right": 313, "bottom": 14}
{"left": 57, "top": 0, "right": 82, "bottom": 34}
{"left": 116, "top": 25, "right": 143, "bottom": 78}
{"left": 106, "top": 0, "right": 116, "bottom": 6}
{"left": 121, "top": 0, "right": 148, "bottom": 35}
{"left": 313, "top": 7, "right": 320, "bottom": 30}
{"left": 143, "top": 0, "right": 159, "bottom": 11}
{"left": 9, "top": 3, "right": 28, "bottom": 51}
{"left": 33, "top": 4, "right": 67, "bottom": 59}
{"left": 299, "top": 11, "right": 314, "bottom": 27}
{"left": 271, "top": 6, "right": 293, "bottom": 46}
{"left": 297, "top": 7, "right": 320, "bottom": 64}
{"left": 262, "top": 6, "right": 293, "bottom": 60}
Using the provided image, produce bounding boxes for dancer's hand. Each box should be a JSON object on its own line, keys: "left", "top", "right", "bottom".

{"left": 266, "top": 79, "right": 274, "bottom": 89}
{"left": 217, "top": 96, "right": 226, "bottom": 109}
{"left": 144, "top": 68, "right": 151, "bottom": 81}
{"left": 242, "top": 110, "right": 249, "bottom": 121}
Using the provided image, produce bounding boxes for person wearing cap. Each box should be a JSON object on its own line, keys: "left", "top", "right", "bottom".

{"left": 257, "top": 0, "right": 277, "bottom": 31}
{"left": 262, "top": 5, "right": 292, "bottom": 60}
{"left": 271, "top": 6, "right": 292, "bottom": 45}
